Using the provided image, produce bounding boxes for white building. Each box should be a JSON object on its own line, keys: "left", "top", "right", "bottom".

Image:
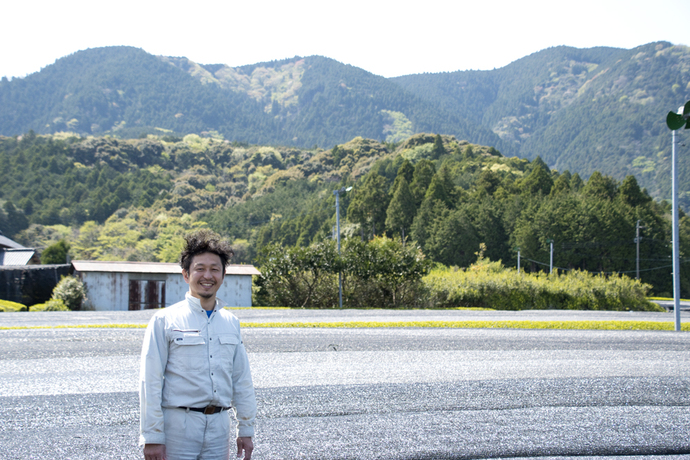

{"left": 72, "top": 260, "right": 260, "bottom": 311}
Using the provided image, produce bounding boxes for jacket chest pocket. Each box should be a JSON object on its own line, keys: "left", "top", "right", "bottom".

{"left": 217, "top": 334, "right": 240, "bottom": 364}
{"left": 169, "top": 333, "right": 206, "bottom": 372}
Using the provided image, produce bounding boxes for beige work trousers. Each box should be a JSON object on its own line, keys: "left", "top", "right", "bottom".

{"left": 162, "top": 407, "right": 231, "bottom": 460}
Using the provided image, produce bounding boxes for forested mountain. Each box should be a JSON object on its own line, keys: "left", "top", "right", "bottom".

{"left": 0, "top": 47, "right": 278, "bottom": 144}
{"left": 1, "top": 42, "right": 689, "bottom": 204}
{"left": 2, "top": 132, "right": 689, "bottom": 297}
{"left": 0, "top": 47, "right": 502, "bottom": 153}
{"left": 393, "top": 42, "right": 690, "bottom": 204}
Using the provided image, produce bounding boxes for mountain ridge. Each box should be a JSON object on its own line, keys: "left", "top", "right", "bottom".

{"left": 1, "top": 43, "right": 689, "bottom": 204}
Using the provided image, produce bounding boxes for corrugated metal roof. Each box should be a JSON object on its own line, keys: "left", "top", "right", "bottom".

{"left": 0, "top": 249, "right": 35, "bottom": 265}
{"left": 0, "top": 235, "right": 25, "bottom": 249}
{"left": 71, "top": 260, "right": 261, "bottom": 276}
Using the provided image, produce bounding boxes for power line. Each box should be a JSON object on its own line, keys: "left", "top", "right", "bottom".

{"left": 520, "top": 256, "right": 679, "bottom": 275}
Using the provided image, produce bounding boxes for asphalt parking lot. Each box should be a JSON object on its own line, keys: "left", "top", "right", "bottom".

{"left": 0, "top": 309, "right": 688, "bottom": 460}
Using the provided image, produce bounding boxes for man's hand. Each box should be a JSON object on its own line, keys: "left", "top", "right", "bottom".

{"left": 143, "top": 443, "right": 166, "bottom": 460}
{"left": 236, "top": 436, "right": 254, "bottom": 460}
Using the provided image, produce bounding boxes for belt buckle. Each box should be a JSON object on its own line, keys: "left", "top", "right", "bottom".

{"left": 203, "top": 405, "right": 216, "bottom": 415}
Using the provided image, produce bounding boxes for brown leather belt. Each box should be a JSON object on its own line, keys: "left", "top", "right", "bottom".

{"left": 179, "top": 405, "right": 228, "bottom": 414}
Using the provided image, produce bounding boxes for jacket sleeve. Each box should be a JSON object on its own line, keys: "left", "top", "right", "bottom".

{"left": 231, "top": 326, "right": 257, "bottom": 438}
{"left": 139, "top": 314, "right": 168, "bottom": 446}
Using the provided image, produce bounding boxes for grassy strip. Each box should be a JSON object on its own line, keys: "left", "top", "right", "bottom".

{"left": 0, "top": 320, "right": 686, "bottom": 331}
{"left": 647, "top": 297, "right": 690, "bottom": 302}
{"left": 240, "top": 320, "right": 689, "bottom": 331}
{"left": 424, "top": 265, "right": 661, "bottom": 311}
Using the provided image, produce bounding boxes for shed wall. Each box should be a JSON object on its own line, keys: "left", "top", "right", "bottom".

{"left": 81, "top": 272, "right": 253, "bottom": 310}
{"left": 163, "top": 275, "right": 253, "bottom": 307}
{"left": 81, "top": 272, "right": 129, "bottom": 311}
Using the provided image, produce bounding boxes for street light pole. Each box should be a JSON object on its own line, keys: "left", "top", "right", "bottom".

{"left": 665, "top": 100, "right": 689, "bottom": 332}
{"left": 672, "top": 129, "right": 681, "bottom": 331}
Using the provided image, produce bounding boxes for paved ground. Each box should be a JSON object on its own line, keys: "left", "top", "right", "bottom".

{"left": 0, "top": 306, "right": 687, "bottom": 328}
{"left": 0, "top": 309, "right": 688, "bottom": 460}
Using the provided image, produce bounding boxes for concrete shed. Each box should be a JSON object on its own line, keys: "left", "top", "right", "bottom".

{"left": 72, "top": 261, "right": 260, "bottom": 311}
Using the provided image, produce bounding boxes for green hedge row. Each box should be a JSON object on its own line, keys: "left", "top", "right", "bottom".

{"left": 422, "top": 259, "right": 661, "bottom": 311}
{"left": 0, "top": 299, "right": 70, "bottom": 312}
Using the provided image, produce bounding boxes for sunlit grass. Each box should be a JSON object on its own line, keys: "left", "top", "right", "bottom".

{"left": 1, "top": 319, "right": 686, "bottom": 332}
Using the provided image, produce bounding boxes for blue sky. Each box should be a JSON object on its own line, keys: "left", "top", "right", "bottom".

{"left": 2, "top": 0, "right": 689, "bottom": 79}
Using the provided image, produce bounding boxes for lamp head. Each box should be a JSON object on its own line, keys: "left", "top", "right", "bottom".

{"left": 667, "top": 100, "right": 690, "bottom": 130}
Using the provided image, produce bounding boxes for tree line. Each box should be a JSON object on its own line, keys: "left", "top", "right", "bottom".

{"left": 2, "top": 131, "right": 688, "bottom": 298}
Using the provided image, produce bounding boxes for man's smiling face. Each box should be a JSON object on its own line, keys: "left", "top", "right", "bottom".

{"left": 183, "top": 252, "right": 224, "bottom": 303}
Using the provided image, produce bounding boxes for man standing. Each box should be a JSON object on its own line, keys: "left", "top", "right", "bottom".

{"left": 139, "top": 230, "right": 256, "bottom": 460}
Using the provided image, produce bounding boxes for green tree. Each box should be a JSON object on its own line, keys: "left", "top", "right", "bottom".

{"left": 410, "top": 159, "right": 435, "bottom": 206}
{"left": 385, "top": 178, "right": 416, "bottom": 237}
{"left": 550, "top": 174, "right": 571, "bottom": 196}
{"left": 254, "top": 241, "right": 340, "bottom": 308}
{"left": 410, "top": 197, "right": 445, "bottom": 248}
{"left": 342, "top": 237, "right": 432, "bottom": 308}
{"left": 570, "top": 173, "right": 584, "bottom": 192}
{"left": 424, "top": 207, "right": 480, "bottom": 267}
{"left": 520, "top": 165, "right": 553, "bottom": 195}
{"left": 1, "top": 201, "right": 29, "bottom": 238}
{"left": 72, "top": 221, "right": 103, "bottom": 260}
{"left": 41, "top": 239, "right": 70, "bottom": 264}
{"left": 396, "top": 159, "right": 414, "bottom": 184}
{"left": 424, "top": 166, "right": 456, "bottom": 208}
{"left": 475, "top": 169, "right": 501, "bottom": 196}
{"left": 583, "top": 171, "right": 618, "bottom": 201}
{"left": 618, "top": 175, "right": 650, "bottom": 207}
{"left": 431, "top": 134, "right": 446, "bottom": 159}
{"left": 348, "top": 172, "right": 389, "bottom": 237}
{"left": 530, "top": 156, "right": 549, "bottom": 172}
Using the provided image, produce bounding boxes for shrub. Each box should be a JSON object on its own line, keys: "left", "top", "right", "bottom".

{"left": 30, "top": 299, "right": 70, "bottom": 311}
{"left": 422, "top": 261, "right": 662, "bottom": 312}
{"left": 254, "top": 241, "right": 340, "bottom": 308}
{"left": 254, "top": 237, "right": 432, "bottom": 308}
{"left": 0, "top": 300, "right": 27, "bottom": 312}
{"left": 41, "top": 239, "right": 71, "bottom": 264}
{"left": 341, "top": 237, "right": 432, "bottom": 309}
{"left": 51, "top": 275, "right": 87, "bottom": 310}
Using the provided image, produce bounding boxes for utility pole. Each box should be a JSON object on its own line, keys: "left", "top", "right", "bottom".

{"left": 333, "top": 186, "right": 352, "bottom": 309}
{"left": 514, "top": 246, "right": 521, "bottom": 274}
{"left": 548, "top": 239, "right": 554, "bottom": 274}
{"left": 635, "top": 220, "right": 645, "bottom": 280}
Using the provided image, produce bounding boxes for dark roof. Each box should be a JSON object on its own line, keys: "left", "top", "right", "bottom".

{"left": 0, "top": 235, "right": 25, "bottom": 249}
{"left": 0, "top": 248, "right": 36, "bottom": 265}
{"left": 71, "top": 260, "right": 261, "bottom": 276}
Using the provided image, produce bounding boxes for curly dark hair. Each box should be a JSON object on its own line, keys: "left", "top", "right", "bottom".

{"left": 179, "top": 229, "right": 234, "bottom": 274}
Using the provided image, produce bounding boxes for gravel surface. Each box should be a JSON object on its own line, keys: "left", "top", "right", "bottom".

{"left": 1, "top": 307, "right": 687, "bottom": 328}
{"left": 0, "top": 312, "right": 689, "bottom": 460}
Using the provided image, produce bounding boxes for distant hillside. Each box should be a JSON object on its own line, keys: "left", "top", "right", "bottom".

{"left": 0, "top": 47, "right": 278, "bottom": 144}
{"left": 393, "top": 42, "right": 690, "bottom": 203}
{"left": 2, "top": 132, "right": 687, "bottom": 297}
{"left": 0, "top": 47, "right": 502, "bottom": 152}
{"left": 1, "top": 43, "right": 689, "bottom": 205}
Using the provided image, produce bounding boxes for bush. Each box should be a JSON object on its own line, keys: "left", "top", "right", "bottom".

{"left": 254, "top": 241, "right": 340, "bottom": 308}
{"left": 30, "top": 299, "right": 70, "bottom": 311}
{"left": 51, "top": 275, "right": 87, "bottom": 310}
{"left": 41, "top": 239, "right": 71, "bottom": 264}
{"left": 0, "top": 300, "right": 27, "bottom": 312}
{"left": 341, "top": 237, "right": 432, "bottom": 309}
{"left": 422, "top": 260, "right": 662, "bottom": 312}
{"left": 254, "top": 237, "right": 433, "bottom": 308}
